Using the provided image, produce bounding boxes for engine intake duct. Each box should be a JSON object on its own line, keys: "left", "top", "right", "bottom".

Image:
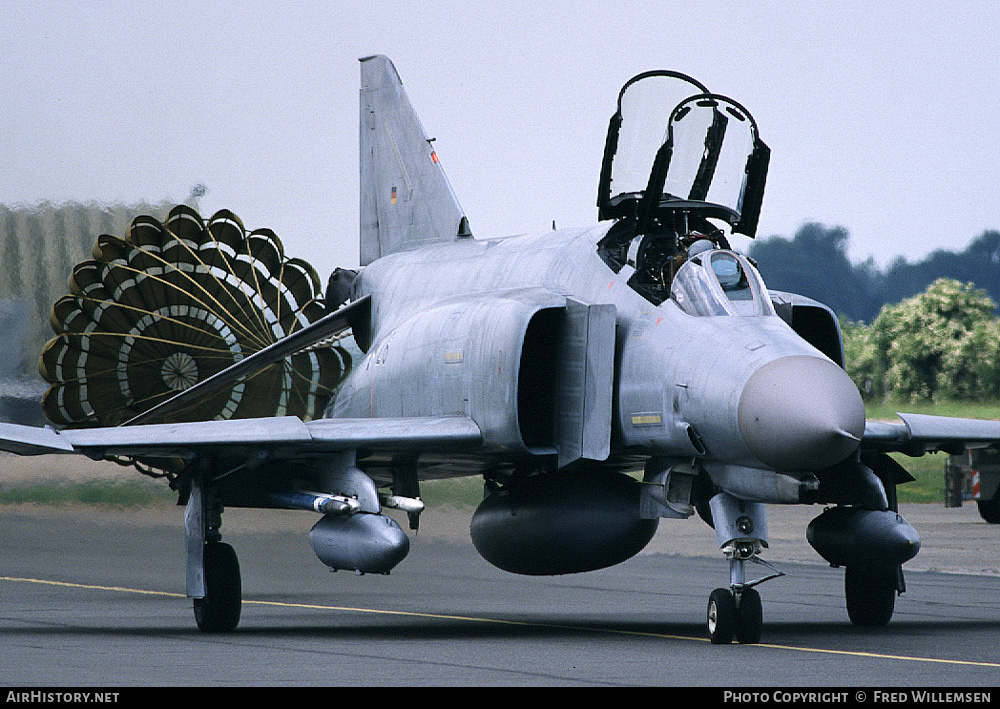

{"left": 806, "top": 507, "right": 920, "bottom": 568}
{"left": 470, "top": 470, "right": 658, "bottom": 575}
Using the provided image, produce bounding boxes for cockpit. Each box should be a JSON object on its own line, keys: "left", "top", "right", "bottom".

{"left": 596, "top": 70, "right": 771, "bottom": 310}
{"left": 670, "top": 246, "right": 775, "bottom": 317}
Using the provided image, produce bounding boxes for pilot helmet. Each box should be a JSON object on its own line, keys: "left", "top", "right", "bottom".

{"left": 687, "top": 238, "right": 715, "bottom": 258}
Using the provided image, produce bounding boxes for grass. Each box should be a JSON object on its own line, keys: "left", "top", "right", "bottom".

{"left": 864, "top": 398, "right": 1000, "bottom": 422}
{"left": 0, "top": 464, "right": 959, "bottom": 507}
{"left": 4, "top": 399, "right": 995, "bottom": 508}
{"left": 891, "top": 453, "right": 948, "bottom": 503}
{"left": 0, "top": 478, "right": 176, "bottom": 507}
{"left": 0, "top": 462, "right": 966, "bottom": 509}
{"left": 418, "top": 476, "right": 486, "bottom": 508}
{"left": 0, "top": 474, "right": 485, "bottom": 510}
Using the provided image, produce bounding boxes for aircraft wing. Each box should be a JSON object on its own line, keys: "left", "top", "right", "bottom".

{"left": 862, "top": 412, "right": 1000, "bottom": 456}
{"left": 0, "top": 288, "right": 481, "bottom": 463}
{"left": 0, "top": 415, "right": 482, "bottom": 459}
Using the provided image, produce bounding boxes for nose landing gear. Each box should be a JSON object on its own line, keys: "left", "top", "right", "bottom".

{"left": 706, "top": 494, "right": 783, "bottom": 644}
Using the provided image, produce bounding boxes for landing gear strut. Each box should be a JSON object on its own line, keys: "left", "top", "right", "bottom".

{"left": 706, "top": 493, "right": 782, "bottom": 644}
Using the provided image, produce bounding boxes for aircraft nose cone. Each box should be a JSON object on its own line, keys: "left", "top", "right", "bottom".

{"left": 738, "top": 355, "right": 865, "bottom": 471}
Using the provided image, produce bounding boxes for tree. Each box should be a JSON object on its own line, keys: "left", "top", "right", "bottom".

{"left": 841, "top": 317, "right": 884, "bottom": 399}
{"left": 880, "top": 230, "right": 1000, "bottom": 308}
{"left": 861, "top": 278, "right": 999, "bottom": 402}
{"left": 943, "top": 317, "right": 1000, "bottom": 400}
{"left": 751, "top": 225, "right": 1000, "bottom": 324}
{"left": 749, "top": 222, "right": 882, "bottom": 322}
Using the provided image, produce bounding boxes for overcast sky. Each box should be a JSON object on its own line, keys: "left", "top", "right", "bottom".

{"left": 2, "top": 1, "right": 998, "bottom": 279}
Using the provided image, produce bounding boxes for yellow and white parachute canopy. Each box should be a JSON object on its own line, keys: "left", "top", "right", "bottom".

{"left": 40, "top": 205, "right": 350, "bottom": 428}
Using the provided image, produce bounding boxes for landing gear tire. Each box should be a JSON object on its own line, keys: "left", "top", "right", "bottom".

{"left": 735, "top": 587, "right": 763, "bottom": 644}
{"left": 707, "top": 588, "right": 737, "bottom": 644}
{"left": 708, "top": 587, "right": 763, "bottom": 644}
{"left": 845, "top": 565, "right": 895, "bottom": 627}
{"left": 976, "top": 497, "right": 1000, "bottom": 524}
{"left": 193, "top": 541, "right": 242, "bottom": 633}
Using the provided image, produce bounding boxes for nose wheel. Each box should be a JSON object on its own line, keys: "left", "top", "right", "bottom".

{"left": 708, "top": 585, "right": 763, "bottom": 644}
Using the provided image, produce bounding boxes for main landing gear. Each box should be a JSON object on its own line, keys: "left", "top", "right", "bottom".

{"left": 184, "top": 468, "right": 242, "bottom": 633}
{"left": 706, "top": 493, "right": 782, "bottom": 644}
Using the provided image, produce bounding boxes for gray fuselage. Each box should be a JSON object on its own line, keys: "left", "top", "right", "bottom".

{"left": 331, "top": 222, "right": 862, "bottom": 479}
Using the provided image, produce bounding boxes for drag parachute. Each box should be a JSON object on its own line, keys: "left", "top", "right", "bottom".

{"left": 40, "top": 205, "right": 350, "bottom": 429}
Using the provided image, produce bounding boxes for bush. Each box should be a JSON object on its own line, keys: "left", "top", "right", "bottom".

{"left": 844, "top": 278, "right": 1000, "bottom": 402}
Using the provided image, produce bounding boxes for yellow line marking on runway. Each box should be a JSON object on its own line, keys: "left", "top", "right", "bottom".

{"left": 4, "top": 575, "right": 999, "bottom": 668}
{"left": 1, "top": 576, "right": 187, "bottom": 598}
{"left": 750, "top": 642, "right": 1000, "bottom": 668}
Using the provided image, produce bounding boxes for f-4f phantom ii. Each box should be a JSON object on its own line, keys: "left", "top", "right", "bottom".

{"left": 4, "top": 55, "right": 1000, "bottom": 644}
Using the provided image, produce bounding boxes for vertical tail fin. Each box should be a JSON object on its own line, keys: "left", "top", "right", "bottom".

{"left": 359, "top": 55, "right": 471, "bottom": 266}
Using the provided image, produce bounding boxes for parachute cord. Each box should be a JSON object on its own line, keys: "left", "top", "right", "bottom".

{"left": 107, "top": 455, "right": 178, "bottom": 483}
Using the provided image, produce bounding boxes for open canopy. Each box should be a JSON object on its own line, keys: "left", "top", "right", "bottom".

{"left": 597, "top": 71, "right": 769, "bottom": 238}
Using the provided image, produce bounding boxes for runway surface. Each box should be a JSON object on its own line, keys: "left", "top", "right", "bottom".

{"left": 1, "top": 500, "right": 999, "bottom": 687}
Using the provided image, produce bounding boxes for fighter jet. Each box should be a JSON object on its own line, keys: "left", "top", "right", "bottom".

{"left": 3, "top": 55, "right": 1000, "bottom": 644}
